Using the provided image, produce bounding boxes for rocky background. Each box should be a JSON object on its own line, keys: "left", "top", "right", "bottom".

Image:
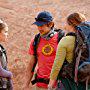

{"left": 0, "top": 0, "right": 90, "bottom": 90}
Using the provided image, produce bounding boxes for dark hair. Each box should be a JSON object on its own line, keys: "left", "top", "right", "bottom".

{"left": 67, "top": 12, "right": 86, "bottom": 27}
{"left": 47, "top": 21, "right": 54, "bottom": 29}
{"left": 0, "top": 23, "right": 6, "bottom": 32}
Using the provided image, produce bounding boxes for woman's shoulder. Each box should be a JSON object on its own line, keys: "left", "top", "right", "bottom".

{"left": 58, "top": 35, "right": 75, "bottom": 46}
{"left": 61, "top": 35, "right": 75, "bottom": 42}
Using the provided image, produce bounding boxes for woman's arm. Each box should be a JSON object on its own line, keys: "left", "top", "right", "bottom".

{"left": 0, "top": 65, "right": 12, "bottom": 78}
{"left": 48, "top": 36, "right": 75, "bottom": 89}
{"left": 48, "top": 37, "right": 67, "bottom": 88}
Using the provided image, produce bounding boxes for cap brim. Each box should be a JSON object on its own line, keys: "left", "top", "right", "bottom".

{"left": 32, "top": 21, "right": 48, "bottom": 26}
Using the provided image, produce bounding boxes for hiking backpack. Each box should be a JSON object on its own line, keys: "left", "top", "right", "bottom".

{"left": 75, "top": 22, "right": 90, "bottom": 86}
{"left": 0, "top": 44, "right": 13, "bottom": 90}
{"left": 31, "top": 29, "right": 65, "bottom": 85}
{"left": 57, "top": 31, "right": 89, "bottom": 90}
{"left": 58, "top": 22, "right": 90, "bottom": 89}
{"left": 77, "top": 22, "right": 90, "bottom": 43}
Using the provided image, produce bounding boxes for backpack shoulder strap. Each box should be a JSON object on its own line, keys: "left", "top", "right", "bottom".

{"left": 80, "top": 22, "right": 90, "bottom": 27}
{"left": 33, "top": 33, "right": 40, "bottom": 46}
{"left": 31, "top": 33, "right": 40, "bottom": 72}
{"left": 0, "top": 44, "right": 7, "bottom": 69}
{"left": 74, "top": 48, "right": 82, "bottom": 83}
{"left": 54, "top": 29, "right": 65, "bottom": 43}
{"left": 33, "top": 33, "right": 41, "bottom": 60}
{"left": 66, "top": 32, "right": 76, "bottom": 37}
{"left": 0, "top": 44, "right": 7, "bottom": 61}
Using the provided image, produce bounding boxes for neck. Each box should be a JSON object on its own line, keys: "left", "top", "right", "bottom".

{"left": 41, "top": 28, "right": 55, "bottom": 40}
{"left": 41, "top": 28, "right": 53, "bottom": 36}
{"left": 69, "top": 27, "right": 76, "bottom": 33}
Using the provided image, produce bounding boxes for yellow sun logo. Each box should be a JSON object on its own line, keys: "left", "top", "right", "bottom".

{"left": 42, "top": 44, "right": 54, "bottom": 56}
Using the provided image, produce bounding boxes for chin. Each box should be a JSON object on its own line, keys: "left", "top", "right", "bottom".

{"left": 40, "top": 33, "right": 45, "bottom": 35}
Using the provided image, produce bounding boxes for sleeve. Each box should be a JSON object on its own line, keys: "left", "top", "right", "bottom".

{"left": 0, "top": 66, "right": 12, "bottom": 78}
{"left": 28, "top": 38, "right": 34, "bottom": 55}
{"left": 0, "top": 47, "right": 12, "bottom": 78}
{"left": 50, "top": 37, "right": 67, "bottom": 80}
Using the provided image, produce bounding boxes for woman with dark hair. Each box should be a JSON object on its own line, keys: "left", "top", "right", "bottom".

{"left": 48, "top": 12, "right": 87, "bottom": 90}
{"left": 0, "top": 19, "right": 13, "bottom": 90}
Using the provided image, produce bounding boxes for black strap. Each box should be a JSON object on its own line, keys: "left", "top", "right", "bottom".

{"left": 66, "top": 32, "right": 76, "bottom": 37}
{"left": 57, "top": 29, "right": 65, "bottom": 43}
{"left": 31, "top": 78, "right": 49, "bottom": 85}
{"left": 31, "top": 34, "right": 40, "bottom": 72}
{"left": 0, "top": 44, "right": 7, "bottom": 62}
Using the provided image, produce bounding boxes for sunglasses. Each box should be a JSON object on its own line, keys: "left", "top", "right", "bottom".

{"left": 35, "top": 18, "right": 48, "bottom": 22}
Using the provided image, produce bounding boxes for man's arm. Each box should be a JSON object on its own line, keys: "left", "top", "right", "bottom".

{"left": 25, "top": 55, "right": 35, "bottom": 88}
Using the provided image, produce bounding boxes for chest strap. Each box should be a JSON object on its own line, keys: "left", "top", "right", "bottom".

{"left": 31, "top": 77, "right": 49, "bottom": 85}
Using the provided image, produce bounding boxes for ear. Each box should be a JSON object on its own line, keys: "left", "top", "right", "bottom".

{"left": 47, "top": 22, "right": 54, "bottom": 28}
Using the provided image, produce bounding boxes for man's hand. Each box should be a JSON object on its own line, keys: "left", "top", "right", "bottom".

{"left": 23, "top": 82, "right": 33, "bottom": 90}
{"left": 23, "top": 55, "right": 35, "bottom": 90}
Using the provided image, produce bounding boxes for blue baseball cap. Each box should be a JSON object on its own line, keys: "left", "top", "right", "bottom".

{"left": 33, "top": 11, "right": 53, "bottom": 26}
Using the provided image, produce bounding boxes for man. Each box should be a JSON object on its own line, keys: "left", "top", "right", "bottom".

{"left": 25, "top": 11, "right": 64, "bottom": 90}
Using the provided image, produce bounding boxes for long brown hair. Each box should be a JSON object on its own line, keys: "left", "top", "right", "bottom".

{"left": 67, "top": 12, "right": 86, "bottom": 27}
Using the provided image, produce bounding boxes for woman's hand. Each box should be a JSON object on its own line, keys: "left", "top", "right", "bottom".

{"left": 48, "top": 79, "right": 56, "bottom": 90}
